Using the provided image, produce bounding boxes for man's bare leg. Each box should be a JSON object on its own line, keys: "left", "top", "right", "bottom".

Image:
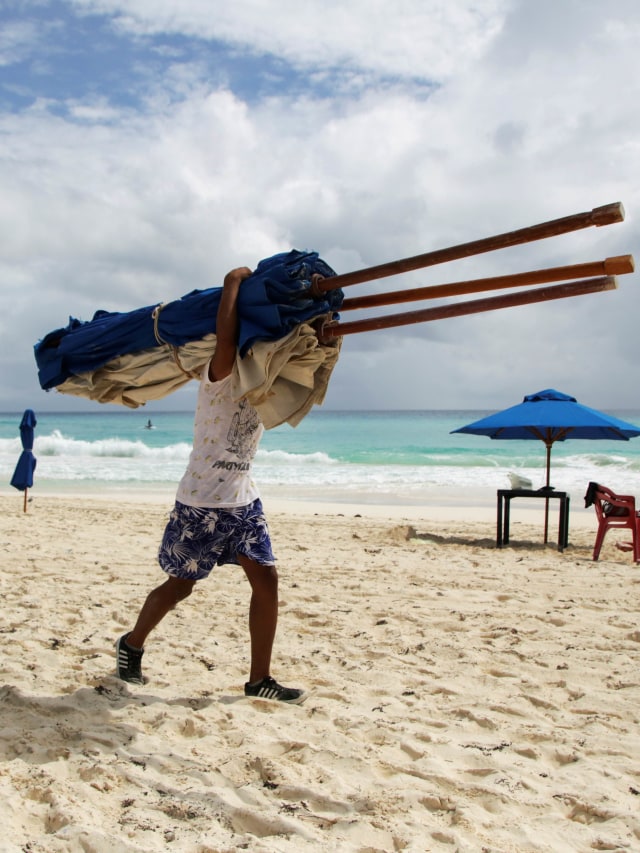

{"left": 239, "top": 557, "right": 278, "bottom": 683}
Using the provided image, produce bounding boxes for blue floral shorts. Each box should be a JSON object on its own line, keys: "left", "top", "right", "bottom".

{"left": 158, "top": 499, "right": 275, "bottom": 580}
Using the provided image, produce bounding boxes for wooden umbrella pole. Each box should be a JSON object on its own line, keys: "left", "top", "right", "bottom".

{"left": 543, "top": 442, "right": 552, "bottom": 544}
{"left": 23, "top": 488, "right": 28, "bottom": 513}
{"left": 340, "top": 255, "right": 634, "bottom": 312}
{"left": 310, "top": 202, "right": 624, "bottom": 296}
{"left": 319, "top": 276, "right": 617, "bottom": 340}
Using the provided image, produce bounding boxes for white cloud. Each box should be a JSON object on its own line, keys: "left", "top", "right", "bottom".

{"left": 0, "top": 18, "right": 40, "bottom": 66}
{"left": 70, "top": 0, "right": 507, "bottom": 80}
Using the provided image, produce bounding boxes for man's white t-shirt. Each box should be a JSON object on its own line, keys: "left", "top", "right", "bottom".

{"left": 176, "top": 368, "right": 263, "bottom": 508}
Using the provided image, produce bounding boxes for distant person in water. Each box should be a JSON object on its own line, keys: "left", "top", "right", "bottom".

{"left": 145, "top": 419, "right": 153, "bottom": 429}
{"left": 116, "top": 266, "right": 306, "bottom": 704}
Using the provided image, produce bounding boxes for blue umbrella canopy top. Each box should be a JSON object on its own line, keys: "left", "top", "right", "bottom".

{"left": 453, "top": 389, "right": 640, "bottom": 445}
{"left": 453, "top": 388, "right": 640, "bottom": 492}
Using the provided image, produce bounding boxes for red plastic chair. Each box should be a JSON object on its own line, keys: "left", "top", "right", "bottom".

{"left": 589, "top": 483, "right": 640, "bottom": 562}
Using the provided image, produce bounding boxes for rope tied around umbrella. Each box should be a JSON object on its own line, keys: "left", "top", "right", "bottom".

{"left": 152, "top": 303, "right": 202, "bottom": 380}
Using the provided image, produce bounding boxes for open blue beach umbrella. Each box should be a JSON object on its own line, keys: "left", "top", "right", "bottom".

{"left": 34, "top": 250, "right": 341, "bottom": 391}
{"left": 10, "top": 409, "right": 37, "bottom": 512}
{"left": 452, "top": 389, "right": 640, "bottom": 487}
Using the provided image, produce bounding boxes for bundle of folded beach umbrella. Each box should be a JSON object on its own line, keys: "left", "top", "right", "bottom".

{"left": 33, "top": 202, "right": 634, "bottom": 428}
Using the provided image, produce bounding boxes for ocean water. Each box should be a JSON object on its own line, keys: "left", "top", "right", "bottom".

{"left": 2, "top": 408, "right": 640, "bottom": 506}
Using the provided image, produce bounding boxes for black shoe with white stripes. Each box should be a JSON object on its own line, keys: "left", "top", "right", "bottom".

{"left": 244, "top": 675, "right": 307, "bottom": 704}
{"left": 115, "top": 633, "right": 147, "bottom": 685}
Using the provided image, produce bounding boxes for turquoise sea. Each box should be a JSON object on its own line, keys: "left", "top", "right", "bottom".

{"left": 3, "top": 408, "right": 640, "bottom": 507}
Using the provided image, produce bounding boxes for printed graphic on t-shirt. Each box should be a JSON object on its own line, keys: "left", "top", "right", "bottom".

{"left": 226, "top": 399, "right": 260, "bottom": 457}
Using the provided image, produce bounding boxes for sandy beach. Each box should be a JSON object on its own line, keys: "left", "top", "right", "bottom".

{"left": 0, "top": 489, "right": 639, "bottom": 852}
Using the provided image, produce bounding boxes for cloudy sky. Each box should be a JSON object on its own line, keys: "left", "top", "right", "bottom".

{"left": 1, "top": 0, "right": 638, "bottom": 414}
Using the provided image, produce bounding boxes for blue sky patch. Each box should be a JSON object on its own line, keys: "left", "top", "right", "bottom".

{"left": 0, "top": 1, "right": 435, "bottom": 116}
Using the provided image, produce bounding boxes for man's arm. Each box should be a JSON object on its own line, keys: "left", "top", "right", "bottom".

{"left": 209, "top": 266, "right": 253, "bottom": 382}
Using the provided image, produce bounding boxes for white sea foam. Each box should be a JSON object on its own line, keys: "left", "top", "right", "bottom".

{"left": 34, "top": 430, "right": 192, "bottom": 460}
{"left": 2, "top": 428, "right": 640, "bottom": 501}
{"left": 256, "top": 448, "right": 335, "bottom": 465}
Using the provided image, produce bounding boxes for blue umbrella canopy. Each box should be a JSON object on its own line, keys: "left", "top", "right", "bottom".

{"left": 452, "top": 389, "right": 640, "bottom": 487}
{"left": 34, "top": 250, "right": 342, "bottom": 392}
{"left": 10, "top": 409, "right": 37, "bottom": 508}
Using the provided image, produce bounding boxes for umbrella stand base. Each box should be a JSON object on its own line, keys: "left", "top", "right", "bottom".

{"left": 497, "top": 489, "right": 570, "bottom": 552}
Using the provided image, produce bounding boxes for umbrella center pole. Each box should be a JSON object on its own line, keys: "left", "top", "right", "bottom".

{"left": 543, "top": 442, "right": 552, "bottom": 543}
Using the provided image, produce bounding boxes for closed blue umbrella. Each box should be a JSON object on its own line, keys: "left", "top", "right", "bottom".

{"left": 452, "top": 389, "right": 640, "bottom": 541}
{"left": 10, "top": 409, "right": 37, "bottom": 512}
{"left": 34, "top": 250, "right": 341, "bottom": 391}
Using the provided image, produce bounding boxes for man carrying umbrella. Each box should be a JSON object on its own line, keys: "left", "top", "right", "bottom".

{"left": 115, "top": 267, "right": 307, "bottom": 704}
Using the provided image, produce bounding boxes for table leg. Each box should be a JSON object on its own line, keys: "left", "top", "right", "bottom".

{"left": 562, "top": 496, "right": 570, "bottom": 548}
{"left": 504, "top": 497, "right": 511, "bottom": 545}
{"left": 557, "top": 498, "right": 564, "bottom": 552}
{"left": 556, "top": 495, "right": 570, "bottom": 551}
